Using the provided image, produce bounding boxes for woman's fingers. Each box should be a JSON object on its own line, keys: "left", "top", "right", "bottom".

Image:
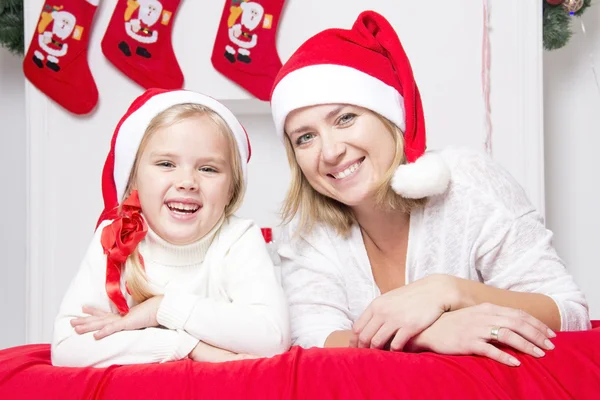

{"left": 494, "top": 315, "right": 555, "bottom": 351}
{"left": 475, "top": 342, "right": 521, "bottom": 367}
{"left": 390, "top": 326, "right": 421, "bottom": 352}
{"left": 352, "top": 307, "right": 373, "bottom": 337}
{"left": 355, "top": 317, "right": 384, "bottom": 348}
{"left": 490, "top": 325, "right": 546, "bottom": 359}
{"left": 493, "top": 304, "right": 556, "bottom": 339}
{"left": 370, "top": 323, "right": 398, "bottom": 349}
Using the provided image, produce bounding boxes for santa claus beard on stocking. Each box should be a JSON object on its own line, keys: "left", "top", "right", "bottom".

{"left": 211, "top": 0, "right": 285, "bottom": 101}
{"left": 23, "top": 0, "right": 100, "bottom": 115}
{"left": 101, "top": 0, "right": 184, "bottom": 90}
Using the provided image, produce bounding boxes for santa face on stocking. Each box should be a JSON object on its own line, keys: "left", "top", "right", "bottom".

{"left": 225, "top": 2, "right": 265, "bottom": 64}
{"left": 33, "top": 9, "right": 78, "bottom": 72}
{"left": 120, "top": 0, "right": 165, "bottom": 59}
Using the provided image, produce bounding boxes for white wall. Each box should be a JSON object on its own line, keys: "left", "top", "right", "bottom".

{"left": 544, "top": 10, "right": 600, "bottom": 319}
{"left": 21, "top": 0, "right": 546, "bottom": 343}
{"left": 0, "top": 48, "right": 26, "bottom": 349}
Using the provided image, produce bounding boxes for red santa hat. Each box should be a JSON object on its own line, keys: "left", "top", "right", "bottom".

{"left": 270, "top": 10, "right": 449, "bottom": 199}
{"left": 97, "top": 88, "right": 251, "bottom": 227}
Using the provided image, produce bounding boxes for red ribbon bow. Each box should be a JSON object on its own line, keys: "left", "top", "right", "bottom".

{"left": 100, "top": 190, "right": 147, "bottom": 315}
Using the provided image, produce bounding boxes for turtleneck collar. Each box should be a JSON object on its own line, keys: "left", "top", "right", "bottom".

{"left": 138, "top": 216, "right": 224, "bottom": 267}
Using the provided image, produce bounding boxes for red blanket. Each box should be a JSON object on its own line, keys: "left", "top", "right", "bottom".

{"left": 1, "top": 323, "right": 599, "bottom": 399}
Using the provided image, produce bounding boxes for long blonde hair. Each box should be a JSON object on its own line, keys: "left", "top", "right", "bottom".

{"left": 280, "top": 113, "right": 427, "bottom": 237}
{"left": 122, "top": 103, "right": 245, "bottom": 304}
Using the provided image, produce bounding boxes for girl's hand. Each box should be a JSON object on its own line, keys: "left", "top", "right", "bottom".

{"left": 70, "top": 295, "right": 163, "bottom": 340}
{"left": 405, "top": 303, "right": 556, "bottom": 367}
{"left": 350, "top": 274, "right": 460, "bottom": 351}
{"left": 189, "top": 341, "right": 260, "bottom": 363}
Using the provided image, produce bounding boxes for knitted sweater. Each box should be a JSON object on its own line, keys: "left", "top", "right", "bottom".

{"left": 52, "top": 216, "right": 290, "bottom": 367}
{"left": 278, "top": 147, "right": 591, "bottom": 348}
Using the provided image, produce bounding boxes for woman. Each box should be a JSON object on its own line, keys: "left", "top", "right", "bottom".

{"left": 269, "top": 10, "right": 590, "bottom": 367}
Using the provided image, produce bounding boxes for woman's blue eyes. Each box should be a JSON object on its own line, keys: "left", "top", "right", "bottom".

{"left": 338, "top": 113, "right": 356, "bottom": 125}
{"left": 294, "top": 113, "right": 358, "bottom": 146}
{"left": 296, "top": 133, "right": 314, "bottom": 145}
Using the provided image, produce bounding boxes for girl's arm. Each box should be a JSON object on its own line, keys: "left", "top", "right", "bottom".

{"left": 156, "top": 222, "right": 291, "bottom": 357}
{"left": 51, "top": 222, "right": 198, "bottom": 368}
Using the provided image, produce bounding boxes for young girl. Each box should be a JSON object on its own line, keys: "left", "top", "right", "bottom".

{"left": 51, "top": 88, "right": 290, "bottom": 367}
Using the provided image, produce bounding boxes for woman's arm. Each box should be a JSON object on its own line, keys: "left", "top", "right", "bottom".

{"left": 52, "top": 223, "right": 198, "bottom": 368}
{"left": 156, "top": 223, "right": 291, "bottom": 357}
{"left": 469, "top": 210, "right": 590, "bottom": 332}
{"left": 451, "top": 277, "right": 560, "bottom": 331}
{"left": 325, "top": 330, "right": 354, "bottom": 347}
{"left": 278, "top": 222, "right": 355, "bottom": 349}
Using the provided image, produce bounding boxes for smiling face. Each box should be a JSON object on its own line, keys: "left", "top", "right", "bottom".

{"left": 132, "top": 114, "right": 233, "bottom": 245}
{"left": 285, "top": 104, "right": 397, "bottom": 209}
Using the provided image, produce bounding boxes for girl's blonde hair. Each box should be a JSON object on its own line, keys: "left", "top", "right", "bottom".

{"left": 280, "top": 113, "right": 427, "bottom": 237}
{"left": 122, "top": 103, "right": 245, "bottom": 304}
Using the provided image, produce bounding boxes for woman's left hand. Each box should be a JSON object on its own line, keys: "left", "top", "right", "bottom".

{"left": 404, "top": 303, "right": 556, "bottom": 367}
{"left": 350, "top": 274, "right": 460, "bottom": 351}
{"left": 70, "top": 295, "right": 163, "bottom": 340}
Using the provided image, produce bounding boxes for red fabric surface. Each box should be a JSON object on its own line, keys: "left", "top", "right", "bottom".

{"left": 1, "top": 325, "right": 599, "bottom": 399}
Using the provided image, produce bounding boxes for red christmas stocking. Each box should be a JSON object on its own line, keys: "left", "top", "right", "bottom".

{"left": 23, "top": 0, "right": 99, "bottom": 115}
{"left": 101, "top": 0, "right": 184, "bottom": 90}
{"left": 211, "top": 0, "right": 285, "bottom": 101}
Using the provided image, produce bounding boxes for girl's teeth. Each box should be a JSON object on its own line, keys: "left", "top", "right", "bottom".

{"left": 167, "top": 202, "right": 199, "bottom": 212}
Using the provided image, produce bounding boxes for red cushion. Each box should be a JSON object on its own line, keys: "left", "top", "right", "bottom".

{"left": 1, "top": 324, "right": 599, "bottom": 399}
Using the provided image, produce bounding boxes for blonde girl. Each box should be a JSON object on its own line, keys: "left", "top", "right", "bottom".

{"left": 52, "top": 89, "right": 290, "bottom": 367}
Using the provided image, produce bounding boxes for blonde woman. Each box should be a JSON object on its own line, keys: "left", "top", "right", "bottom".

{"left": 52, "top": 89, "right": 290, "bottom": 367}
{"left": 270, "top": 11, "right": 590, "bottom": 367}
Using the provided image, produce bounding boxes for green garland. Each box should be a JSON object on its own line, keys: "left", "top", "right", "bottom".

{"left": 0, "top": 1, "right": 593, "bottom": 56}
{"left": 0, "top": 0, "right": 24, "bottom": 55}
{"left": 543, "top": 0, "right": 592, "bottom": 51}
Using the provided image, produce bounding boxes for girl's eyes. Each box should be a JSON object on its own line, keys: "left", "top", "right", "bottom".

{"left": 296, "top": 133, "right": 315, "bottom": 146}
{"left": 337, "top": 113, "right": 357, "bottom": 125}
{"left": 156, "top": 163, "right": 216, "bottom": 173}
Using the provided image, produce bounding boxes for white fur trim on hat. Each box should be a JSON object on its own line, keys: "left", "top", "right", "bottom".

{"left": 114, "top": 91, "right": 249, "bottom": 201}
{"left": 271, "top": 64, "right": 405, "bottom": 139}
{"left": 391, "top": 152, "right": 450, "bottom": 198}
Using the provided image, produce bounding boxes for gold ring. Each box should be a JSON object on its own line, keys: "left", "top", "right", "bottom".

{"left": 490, "top": 326, "right": 501, "bottom": 341}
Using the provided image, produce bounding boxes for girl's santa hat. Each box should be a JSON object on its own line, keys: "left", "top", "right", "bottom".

{"left": 270, "top": 10, "right": 450, "bottom": 199}
{"left": 98, "top": 88, "right": 251, "bottom": 227}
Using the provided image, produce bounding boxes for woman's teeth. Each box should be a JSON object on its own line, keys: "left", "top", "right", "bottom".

{"left": 167, "top": 202, "right": 199, "bottom": 213}
{"left": 332, "top": 159, "right": 363, "bottom": 179}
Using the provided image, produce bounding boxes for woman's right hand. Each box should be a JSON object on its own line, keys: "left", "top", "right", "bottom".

{"left": 189, "top": 341, "right": 260, "bottom": 363}
{"left": 404, "top": 303, "right": 556, "bottom": 367}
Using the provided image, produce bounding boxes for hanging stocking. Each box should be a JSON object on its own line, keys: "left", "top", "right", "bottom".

{"left": 211, "top": 0, "right": 285, "bottom": 101}
{"left": 23, "top": 0, "right": 100, "bottom": 115}
{"left": 101, "top": 0, "right": 184, "bottom": 90}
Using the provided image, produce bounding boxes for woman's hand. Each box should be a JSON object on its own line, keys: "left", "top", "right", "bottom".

{"left": 189, "top": 341, "right": 260, "bottom": 363}
{"left": 70, "top": 295, "right": 163, "bottom": 340}
{"left": 350, "top": 274, "right": 460, "bottom": 351}
{"left": 404, "top": 303, "right": 556, "bottom": 367}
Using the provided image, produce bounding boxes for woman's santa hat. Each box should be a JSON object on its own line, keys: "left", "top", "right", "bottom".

{"left": 270, "top": 10, "right": 450, "bottom": 199}
{"left": 97, "top": 88, "right": 251, "bottom": 227}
